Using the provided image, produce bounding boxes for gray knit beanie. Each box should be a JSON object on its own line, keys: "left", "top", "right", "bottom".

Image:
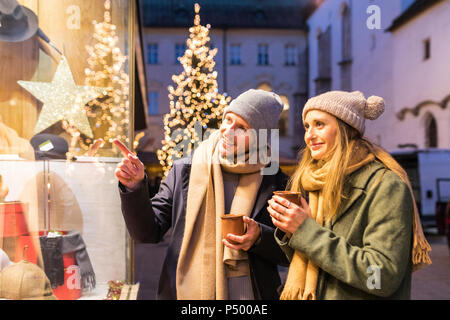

{"left": 302, "top": 90, "right": 385, "bottom": 135}
{"left": 223, "top": 89, "right": 284, "bottom": 131}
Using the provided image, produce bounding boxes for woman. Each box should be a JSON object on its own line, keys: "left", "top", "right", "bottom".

{"left": 268, "top": 90, "right": 431, "bottom": 300}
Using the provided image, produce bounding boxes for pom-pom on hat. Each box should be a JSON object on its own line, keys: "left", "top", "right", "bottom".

{"left": 302, "top": 90, "right": 385, "bottom": 135}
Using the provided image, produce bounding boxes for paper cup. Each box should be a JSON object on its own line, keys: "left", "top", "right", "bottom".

{"left": 273, "top": 191, "right": 302, "bottom": 206}
{"left": 221, "top": 214, "right": 245, "bottom": 244}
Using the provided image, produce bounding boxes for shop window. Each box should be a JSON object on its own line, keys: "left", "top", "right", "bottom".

{"left": 0, "top": 0, "right": 134, "bottom": 300}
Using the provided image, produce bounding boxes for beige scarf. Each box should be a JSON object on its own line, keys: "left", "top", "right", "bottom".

{"left": 280, "top": 142, "right": 432, "bottom": 300}
{"left": 176, "top": 130, "right": 265, "bottom": 300}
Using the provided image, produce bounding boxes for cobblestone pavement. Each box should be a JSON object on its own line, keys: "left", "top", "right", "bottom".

{"left": 277, "top": 235, "right": 450, "bottom": 300}
{"left": 134, "top": 234, "right": 450, "bottom": 300}
{"left": 411, "top": 234, "right": 450, "bottom": 300}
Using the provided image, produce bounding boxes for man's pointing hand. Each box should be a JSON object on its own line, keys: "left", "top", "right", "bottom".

{"left": 114, "top": 139, "right": 145, "bottom": 190}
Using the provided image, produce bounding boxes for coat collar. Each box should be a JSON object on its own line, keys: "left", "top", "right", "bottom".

{"left": 330, "top": 161, "right": 386, "bottom": 227}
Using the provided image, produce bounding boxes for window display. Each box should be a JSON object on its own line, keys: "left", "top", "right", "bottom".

{"left": 0, "top": 0, "right": 135, "bottom": 300}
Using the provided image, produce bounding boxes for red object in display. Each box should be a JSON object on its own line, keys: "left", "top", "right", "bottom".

{"left": 15, "top": 235, "right": 38, "bottom": 264}
{"left": 39, "top": 231, "right": 81, "bottom": 300}
{"left": 0, "top": 202, "right": 29, "bottom": 237}
{"left": 52, "top": 251, "right": 82, "bottom": 300}
{"left": 1, "top": 202, "right": 35, "bottom": 263}
{"left": 2, "top": 207, "right": 83, "bottom": 300}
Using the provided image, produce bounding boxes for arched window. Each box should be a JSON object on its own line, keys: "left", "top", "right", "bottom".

{"left": 424, "top": 112, "right": 438, "bottom": 148}
{"left": 278, "top": 95, "right": 290, "bottom": 137}
{"left": 340, "top": 2, "right": 352, "bottom": 91}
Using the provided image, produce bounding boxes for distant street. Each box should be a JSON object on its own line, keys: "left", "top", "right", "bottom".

{"left": 411, "top": 234, "right": 450, "bottom": 299}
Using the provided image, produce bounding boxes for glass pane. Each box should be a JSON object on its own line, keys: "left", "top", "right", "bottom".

{"left": 175, "top": 43, "right": 186, "bottom": 64}
{"left": 148, "top": 44, "right": 158, "bottom": 64}
{"left": 230, "top": 44, "right": 241, "bottom": 65}
{"left": 258, "top": 44, "right": 268, "bottom": 65}
{"left": 0, "top": 0, "right": 134, "bottom": 300}
{"left": 47, "top": 159, "right": 128, "bottom": 299}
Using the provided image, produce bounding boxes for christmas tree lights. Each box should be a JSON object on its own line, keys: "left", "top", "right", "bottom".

{"left": 80, "top": 0, "right": 130, "bottom": 157}
{"left": 157, "top": 3, "right": 230, "bottom": 176}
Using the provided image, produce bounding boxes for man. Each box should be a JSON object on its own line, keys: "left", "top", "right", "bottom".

{"left": 116, "top": 89, "right": 289, "bottom": 300}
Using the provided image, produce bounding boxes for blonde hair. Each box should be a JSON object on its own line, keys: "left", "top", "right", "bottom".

{"left": 288, "top": 117, "right": 413, "bottom": 222}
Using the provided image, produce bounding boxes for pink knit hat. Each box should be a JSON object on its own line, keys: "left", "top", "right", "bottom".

{"left": 302, "top": 90, "right": 385, "bottom": 135}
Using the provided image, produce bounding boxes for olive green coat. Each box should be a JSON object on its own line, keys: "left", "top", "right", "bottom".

{"left": 275, "top": 161, "right": 413, "bottom": 299}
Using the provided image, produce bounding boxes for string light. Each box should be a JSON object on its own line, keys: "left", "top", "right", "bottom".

{"left": 157, "top": 3, "right": 230, "bottom": 176}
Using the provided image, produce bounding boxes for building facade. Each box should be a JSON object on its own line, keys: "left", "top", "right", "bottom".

{"left": 387, "top": 0, "right": 450, "bottom": 150}
{"left": 306, "top": 0, "right": 449, "bottom": 151}
{"left": 140, "top": 0, "right": 313, "bottom": 159}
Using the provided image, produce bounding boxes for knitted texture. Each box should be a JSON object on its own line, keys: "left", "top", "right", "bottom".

{"left": 302, "top": 90, "right": 385, "bottom": 135}
{"left": 223, "top": 89, "right": 284, "bottom": 131}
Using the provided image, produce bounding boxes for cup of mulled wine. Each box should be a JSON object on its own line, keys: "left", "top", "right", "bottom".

{"left": 273, "top": 191, "right": 302, "bottom": 206}
{"left": 221, "top": 214, "right": 245, "bottom": 244}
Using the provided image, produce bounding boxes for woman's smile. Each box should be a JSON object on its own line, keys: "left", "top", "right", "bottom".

{"left": 310, "top": 142, "right": 324, "bottom": 150}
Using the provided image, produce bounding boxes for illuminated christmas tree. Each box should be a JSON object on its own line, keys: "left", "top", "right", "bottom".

{"left": 157, "top": 3, "right": 230, "bottom": 176}
{"left": 78, "top": 0, "right": 130, "bottom": 157}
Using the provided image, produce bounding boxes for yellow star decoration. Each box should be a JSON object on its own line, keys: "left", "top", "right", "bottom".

{"left": 18, "top": 56, "right": 107, "bottom": 138}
